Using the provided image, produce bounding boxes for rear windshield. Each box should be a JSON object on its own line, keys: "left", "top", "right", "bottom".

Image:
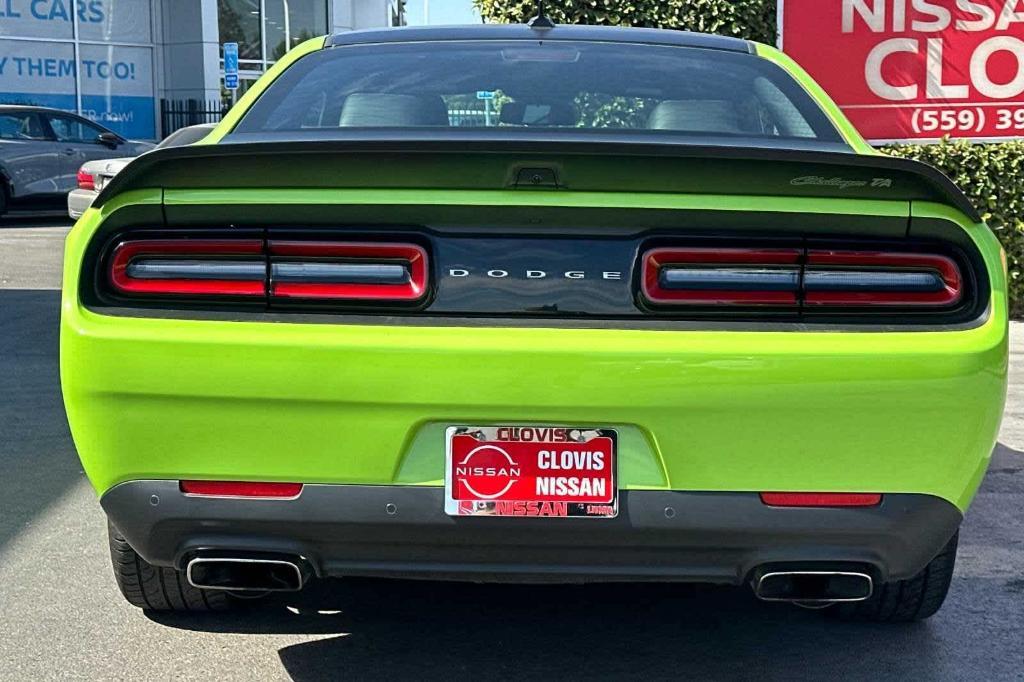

{"left": 235, "top": 40, "right": 842, "bottom": 143}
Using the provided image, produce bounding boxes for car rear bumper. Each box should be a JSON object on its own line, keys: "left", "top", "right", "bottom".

{"left": 67, "top": 188, "right": 97, "bottom": 219}
{"left": 102, "top": 481, "right": 962, "bottom": 584}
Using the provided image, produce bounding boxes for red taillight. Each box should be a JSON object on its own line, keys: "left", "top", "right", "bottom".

{"left": 268, "top": 241, "right": 428, "bottom": 302}
{"left": 642, "top": 247, "right": 802, "bottom": 306}
{"left": 641, "top": 246, "right": 964, "bottom": 311}
{"left": 107, "top": 237, "right": 430, "bottom": 305}
{"left": 109, "top": 239, "right": 266, "bottom": 297}
{"left": 77, "top": 169, "right": 95, "bottom": 190}
{"left": 760, "top": 492, "right": 882, "bottom": 507}
{"left": 804, "top": 250, "right": 962, "bottom": 307}
{"left": 180, "top": 480, "right": 303, "bottom": 498}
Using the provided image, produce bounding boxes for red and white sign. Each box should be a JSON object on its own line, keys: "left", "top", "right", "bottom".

{"left": 780, "top": 0, "right": 1024, "bottom": 141}
{"left": 444, "top": 426, "right": 617, "bottom": 518}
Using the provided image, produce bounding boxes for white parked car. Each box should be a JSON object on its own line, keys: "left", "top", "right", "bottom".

{"left": 68, "top": 124, "right": 216, "bottom": 219}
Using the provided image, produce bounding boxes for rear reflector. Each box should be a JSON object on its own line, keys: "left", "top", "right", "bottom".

{"left": 109, "top": 239, "right": 265, "bottom": 297}
{"left": 268, "top": 241, "right": 428, "bottom": 301}
{"left": 180, "top": 480, "right": 303, "bottom": 498}
{"left": 77, "top": 169, "right": 95, "bottom": 191}
{"left": 643, "top": 247, "right": 802, "bottom": 305}
{"left": 760, "top": 492, "right": 883, "bottom": 507}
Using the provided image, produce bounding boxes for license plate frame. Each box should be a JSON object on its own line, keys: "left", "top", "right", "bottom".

{"left": 444, "top": 425, "right": 618, "bottom": 518}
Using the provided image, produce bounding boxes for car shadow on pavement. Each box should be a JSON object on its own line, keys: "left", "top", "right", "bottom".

{"left": 0, "top": 213, "right": 73, "bottom": 229}
{"left": 148, "top": 578, "right": 949, "bottom": 680}
{"left": 0, "top": 289, "right": 82, "bottom": 551}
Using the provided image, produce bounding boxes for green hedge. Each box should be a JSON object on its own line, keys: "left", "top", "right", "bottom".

{"left": 473, "top": 0, "right": 776, "bottom": 42}
{"left": 881, "top": 140, "right": 1024, "bottom": 315}
{"left": 475, "top": 0, "right": 1024, "bottom": 314}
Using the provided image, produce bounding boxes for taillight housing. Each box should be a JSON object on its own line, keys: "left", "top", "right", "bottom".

{"left": 640, "top": 244, "right": 967, "bottom": 317}
{"left": 102, "top": 234, "right": 430, "bottom": 307}
{"left": 804, "top": 250, "right": 962, "bottom": 307}
{"left": 268, "top": 241, "right": 428, "bottom": 302}
{"left": 108, "top": 239, "right": 266, "bottom": 297}
{"left": 77, "top": 169, "right": 95, "bottom": 190}
{"left": 642, "top": 247, "right": 802, "bottom": 306}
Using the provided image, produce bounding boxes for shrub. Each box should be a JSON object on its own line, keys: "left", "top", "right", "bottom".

{"left": 473, "top": 0, "right": 776, "bottom": 43}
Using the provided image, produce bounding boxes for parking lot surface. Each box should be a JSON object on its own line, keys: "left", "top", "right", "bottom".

{"left": 1, "top": 217, "right": 1022, "bottom": 681}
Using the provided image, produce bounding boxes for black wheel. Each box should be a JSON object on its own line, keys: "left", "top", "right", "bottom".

{"left": 107, "top": 521, "right": 233, "bottom": 611}
{"left": 831, "top": 531, "right": 958, "bottom": 622}
{"left": 0, "top": 183, "right": 7, "bottom": 220}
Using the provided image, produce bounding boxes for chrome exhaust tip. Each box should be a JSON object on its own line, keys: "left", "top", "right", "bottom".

{"left": 186, "top": 556, "right": 307, "bottom": 592}
{"left": 753, "top": 570, "right": 874, "bottom": 604}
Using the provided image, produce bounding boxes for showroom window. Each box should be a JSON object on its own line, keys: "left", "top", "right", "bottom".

{"left": 218, "top": 0, "right": 329, "bottom": 73}
{"left": 218, "top": 0, "right": 264, "bottom": 61}
{"left": 266, "top": 0, "right": 330, "bottom": 60}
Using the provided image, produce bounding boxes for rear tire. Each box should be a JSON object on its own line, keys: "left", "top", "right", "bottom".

{"left": 0, "top": 184, "right": 8, "bottom": 220}
{"left": 831, "top": 531, "right": 958, "bottom": 622}
{"left": 107, "top": 521, "right": 233, "bottom": 611}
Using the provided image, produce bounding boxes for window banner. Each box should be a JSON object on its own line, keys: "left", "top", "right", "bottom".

{"left": 0, "top": 0, "right": 150, "bottom": 41}
{"left": 0, "top": 1, "right": 156, "bottom": 139}
{"left": 779, "top": 0, "right": 1024, "bottom": 142}
{"left": 78, "top": 44, "right": 155, "bottom": 138}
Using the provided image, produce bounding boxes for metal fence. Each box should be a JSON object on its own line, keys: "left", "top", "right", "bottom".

{"left": 160, "top": 99, "right": 229, "bottom": 137}
{"left": 159, "top": 101, "right": 493, "bottom": 136}
{"left": 448, "top": 108, "right": 492, "bottom": 127}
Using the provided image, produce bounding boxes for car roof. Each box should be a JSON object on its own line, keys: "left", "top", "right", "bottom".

{"left": 0, "top": 104, "right": 68, "bottom": 113}
{"left": 325, "top": 24, "right": 754, "bottom": 54}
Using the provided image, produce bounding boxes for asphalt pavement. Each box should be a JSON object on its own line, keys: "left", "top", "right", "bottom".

{"left": 1, "top": 216, "right": 1022, "bottom": 681}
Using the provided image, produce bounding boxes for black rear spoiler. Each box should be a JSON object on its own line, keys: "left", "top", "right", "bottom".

{"left": 95, "top": 134, "right": 980, "bottom": 222}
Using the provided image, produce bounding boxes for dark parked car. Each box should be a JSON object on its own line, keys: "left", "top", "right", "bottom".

{"left": 0, "top": 105, "right": 152, "bottom": 218}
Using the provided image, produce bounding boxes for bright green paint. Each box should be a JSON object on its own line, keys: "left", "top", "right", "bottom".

{"left": 61, "top": 192, "right": 1007, "bottom": 512}
{"left": 163, "top": 188, "right": 910, "bottom": 218}
{"left": 754, "top": 43, "right": 876, "bottom": 155}
{"left": 198, "top": 35, "right": 327, "bottom": 145}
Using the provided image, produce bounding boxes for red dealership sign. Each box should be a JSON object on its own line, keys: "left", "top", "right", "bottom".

{"left": 780, "top": 0, "right": 1024, "bottom": 141}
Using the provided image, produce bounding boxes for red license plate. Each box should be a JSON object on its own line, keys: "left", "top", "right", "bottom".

{"left": 444, "top": 425, "right": 617, "bottom": 518}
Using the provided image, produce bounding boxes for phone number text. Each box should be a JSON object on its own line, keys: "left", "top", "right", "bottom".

{"left": 910, "top": 106, "right": 1024, "bottom": 135}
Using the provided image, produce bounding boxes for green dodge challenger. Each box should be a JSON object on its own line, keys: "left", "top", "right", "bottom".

{"left": 60, "top": 22, "right": 1007, "bottom": 621}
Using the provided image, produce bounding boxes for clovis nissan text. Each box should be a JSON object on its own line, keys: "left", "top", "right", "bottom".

{"left": 60, "top": 21, "right": 1007, "bottom": 622}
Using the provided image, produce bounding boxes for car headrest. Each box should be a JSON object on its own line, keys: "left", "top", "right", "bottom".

{"left": 499, "top": 101, "right": 577, "bottom": 126}
{"left": 647, "top": 100, "right": 743, "bottom": 134}
{"left": 18, "top": 115, "right": 44, "bottom": 138}
{"left": 338, "top": 93, "right": 450, "bottom": 127}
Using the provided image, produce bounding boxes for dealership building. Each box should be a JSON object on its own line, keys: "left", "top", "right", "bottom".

{"left": 0, "top": 0, "right": 405, "bottom": 139}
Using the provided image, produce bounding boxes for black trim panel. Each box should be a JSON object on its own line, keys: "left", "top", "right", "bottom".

{"left": 85, "top": 227, "right": 988, "bottom": 327}
{"left": 102, "top": 482, "right": 962, "bottom": 584}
